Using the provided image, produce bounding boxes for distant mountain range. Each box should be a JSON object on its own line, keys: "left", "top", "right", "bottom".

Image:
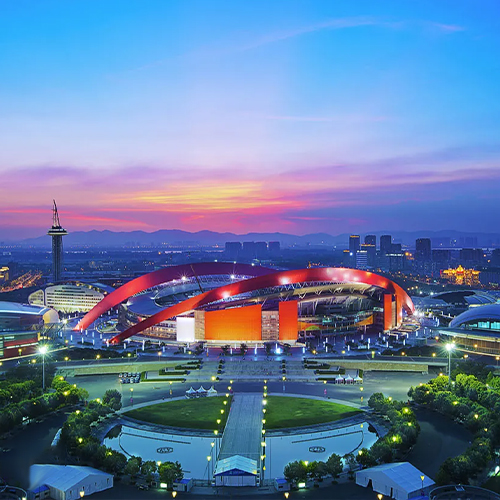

{"left": 10, "top": 229, "right": 500, "bottom": 248}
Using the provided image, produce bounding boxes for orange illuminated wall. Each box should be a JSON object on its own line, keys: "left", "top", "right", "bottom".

{"left": 383, "top": 294, "right": 394, "bottom": 331}
{"left": 396, "top": 296, "right": 402, "bottom": 326}
{"left": 205, "top": 304, "right": 262, "bottom": 341}
{"left": 279, "top": 301, "right": 298, "bottom": 341}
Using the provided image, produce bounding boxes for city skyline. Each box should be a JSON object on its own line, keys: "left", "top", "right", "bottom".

{"left": 1, "top": 1, "right": 500, "bottom": 239}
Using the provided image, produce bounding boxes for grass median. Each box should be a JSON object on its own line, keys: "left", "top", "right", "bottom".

{"left": 264, "top": 396, "right": 362, "bottom": 429}
{"left": 124, "top": 396, "right": 232, "bottom": 430}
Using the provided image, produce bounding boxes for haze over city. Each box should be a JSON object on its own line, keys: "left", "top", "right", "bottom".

{"left": 1, "top": 1, "right": 500, "bottom": 239}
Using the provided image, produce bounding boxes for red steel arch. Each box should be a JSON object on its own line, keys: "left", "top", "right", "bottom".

{"left": 74, "top": 262, "right": 273, "bottom": 332}
{"left": 109, "top": 267, "right": 414, "bottom": 344}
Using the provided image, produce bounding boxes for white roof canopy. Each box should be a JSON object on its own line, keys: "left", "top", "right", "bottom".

{"left": 356, "top": 462, "right": 435, "bottom": 500}
{"left": 30, "top": 465, "right": 112, "bottom": 492}
{"left": 214, "top": 455, "right": 258, "bottom": 476}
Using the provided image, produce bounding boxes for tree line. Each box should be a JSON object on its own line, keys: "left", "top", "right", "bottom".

{"left": 283, "top": 394, "right": 420, "bottom": 485}
{"left": 59, "top": 389, "right": 184, "bottom": 489}
{"left": 408, "top": 361, "right": 500, "bottom": 485}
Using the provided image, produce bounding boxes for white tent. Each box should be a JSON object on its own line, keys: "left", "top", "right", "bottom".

{"left": 356, "top": 462, "right": 435, "bottom": 500}
{"left": 207, "top": 386, "right": 218, "bottom": 397}
{"left": 354, "top": 375, "right": 363, "bottom": 383}
{"left": 345, "top": 374, "right": 354, "bottom": 384}
{"left": 196, "top": 386, "right": 208, "bottom": 396}
{"left": 29, "top": 465, "right": 113, "bottom": 500}
{"left": 214, "top": 455, "right": 258, "bottom": 487}
{"left": 185, "top": 387, "right": 196, "bottom": 397}
{"left": 335, "top": 374, "right": 344, "bottom": 384}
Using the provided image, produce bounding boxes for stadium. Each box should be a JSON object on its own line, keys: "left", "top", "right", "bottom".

{"left": 75, "top": 263, "right": 414, "bottom": 345}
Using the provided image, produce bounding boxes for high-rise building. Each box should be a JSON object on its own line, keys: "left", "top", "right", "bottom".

{"left": 360, "top": 244, "right": 376, "bottom": 267}
{"left": 225, "top": 242, "right": 242, "bottom": 259}
{"left": 380, "top": 235, "right": 392, "bottom": 255}
{"left": 47, "top": 200, "right": 67, "bottom": 283}
{"left": 349, "top": 235, "right": 360, "bottom": 254}
{"left": 268, "top": 241, "right": 281, "bottom": 254}
{"left": 364, "top": 235, "right": 376, "bottom": 247}
{"left": 415, "top": 238, "right": 432, "bottom": 261}
{"left": 356, "top": 250, "right": 368, "bottom": 270}
{"left": 460, "top": 248, "right": 484, "bottom": 265}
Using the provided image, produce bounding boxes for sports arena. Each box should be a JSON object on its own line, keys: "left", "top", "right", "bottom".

{"left": 75, "top": 263, "right": 414, "bottom": 345}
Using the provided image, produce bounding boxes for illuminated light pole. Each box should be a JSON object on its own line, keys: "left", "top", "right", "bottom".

{"left": 130, "top": 387, "right": 134, "bottom": 406}
{"left": 360, "top": 386, "right": 364, "bottom": 404}
{"left": 39, "top": 345, "right": 48, "bottom": 391}
{"left": 445, "top": 343, "right": 455, "bottom": 378}
{"left": 420, "top": 475, "right": 425, "bottom": 492}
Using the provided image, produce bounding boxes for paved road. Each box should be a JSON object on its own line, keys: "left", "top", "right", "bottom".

{"left": 218, "top": 394, "right": 263, "bottom": 462}
{"left": 67, "top": 370, "right": 436, "bottom": 409}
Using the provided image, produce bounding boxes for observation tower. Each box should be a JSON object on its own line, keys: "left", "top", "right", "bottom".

{"left": 47, "top": 200, "right": 67, "bottom": 282}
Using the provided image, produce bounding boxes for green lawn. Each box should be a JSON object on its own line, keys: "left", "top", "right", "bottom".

{"left": 124, "top": 396, "right": 232, "bottom": 430}
{"left": 264, "top": 396, "right": 362, "bottom": 429}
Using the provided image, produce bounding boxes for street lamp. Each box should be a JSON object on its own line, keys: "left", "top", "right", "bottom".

{"left": 445, "top": 343, "right": 455, "bottom": 378}
{"left": 39, "top": 345, "right": 48, "bottom": 391}
{"left": 207, "top": 455, "right": 211, "bottom": 482}
{"left": 420, "top": 475, "right": 425, "bottom": 491}
{"left": 377, "top": 494, "right": 383, "bottom": 500}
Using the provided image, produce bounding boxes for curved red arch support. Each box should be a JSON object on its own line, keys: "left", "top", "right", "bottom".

{"left": 110, "top": 267, "right": 414, "bottom": 344}
{"left": 74, "top": 262, "right": 273, "bottom": 332}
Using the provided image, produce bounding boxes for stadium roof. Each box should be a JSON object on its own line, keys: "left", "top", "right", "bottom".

{"left": 106, "top": 266, "right": 413, "bottom": 343}
{"left": 0, "top": 301, "right": 51, "bottom": 316}
{"left": 450, "top": 303, "right": 500, "bottom": 328}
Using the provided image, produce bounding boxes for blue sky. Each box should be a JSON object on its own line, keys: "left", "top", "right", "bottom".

{"left": 0, "top": 0, "right": 499, "bottom": 238}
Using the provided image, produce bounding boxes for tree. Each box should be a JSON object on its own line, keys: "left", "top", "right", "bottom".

{"left": 240, "top": 343, "right": 248, "bottom": 356}
{"left": 141, "top": 460, "right": 158, "bottom": 483}
{"left": 371, "top": 441, "right": 393, "bottom": 463}
{"left": 368, "top": 393, "right": 391, "bottom": 413}
{"left": 103, "top": 449, "right": 127, "bottom": 474}
{"left": 220, "top": 345, "right": 230, "bottom": 356}
{"left": 356, "top": 448, "right": 377, "bottom": 468}
{"left": 326, "top": 453, "right": 343, "bottom": 480}
{"left": 125, "top": 456, "right": 142, "bottom": 480}
{"left": 309, "top": 461, "right": 328, "bottom": 481}
{"left": 283, "top": 461, "right": 308, "bottom": 484}
{"left": 344, "top": 453, "right": 358, "bottom": 478}
{"left": 158, "top": 461, "right": 183, "bottom": 488}
{"left": 103, "top": 389, "right": 122, "bottom": 411}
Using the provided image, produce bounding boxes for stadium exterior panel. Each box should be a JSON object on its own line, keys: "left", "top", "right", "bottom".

{"left": 439, "top": 303, "right": 500, "bottom": 356}
{"left": 76, "top": 264, "right": 414, "bottom": 345}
